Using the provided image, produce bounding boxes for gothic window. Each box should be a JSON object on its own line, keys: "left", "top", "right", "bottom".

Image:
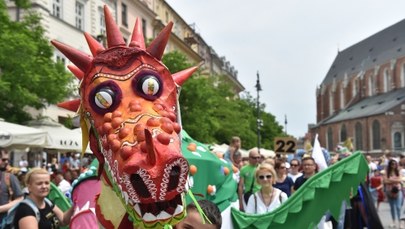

{"left": 372, "top": 120, "right": 381, "bottom": 149}
{"left": 384, "top": 69, "right": 391, "bottom": 92}
{"left": 340, "top": 86, "right": 345, "bottom": 109}
{"left": 340, "top": 124, "right": 347, "bottom": 142}
{"left": 329, "top": 90, "right": 334, "bottom": 115}
{"left": 394, "top": 132, "right": 403, "bottom": 150}
{"left": 327, "top": 127, "right": 333, "bottom": 151}
{"left": 355, "top": 122, "right": 363, "bottom": 150}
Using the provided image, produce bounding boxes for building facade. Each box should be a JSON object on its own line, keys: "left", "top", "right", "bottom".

{"left": 6, "top": 0, "right": 244, "bottom": 123}
{"left": 312, "top": 19, "right": 405, "bottom": 155}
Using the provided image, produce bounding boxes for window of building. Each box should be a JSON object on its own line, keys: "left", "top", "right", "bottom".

{"left": 327, "top": 127, "right": 333, "bottom": 151}
{"left": 165, "top": 11, "right": 169, "bottom": 23}
{"left": 394, "top": 132, "right": 403, "bottom": 150}
{"left": 340, "top": 124, "right": 347, "bottom": 142}
{"left": 384, "top": 69, "right": 391, "bottom": 92}
{"left": 372, "top": 120, "right": 381, "bottom": 149}
{"left": 340, "top": 86, "right": 345, "bottom": 109}
{"left": 75, "top": 1, "right": 84, "bottom": 30}
{"left": 121, "top": 3, "right": 128, "bottom": 27}
{"left": 355, "top": 122, "right": 363, "bottom": 150}
{"left": 142, "top": 18, "right": 147, "bottom": 40}
{"left": 52, "top": 0, "right": 63, "bottom": 19}
{"left": 402, "top": 63, "right": 405, "bottom": 87}
{"left": 329, "top": 90, "right": 334, "bottom": 115}
{"left": 99, "top": 8, "right": 105, "bottom": 36}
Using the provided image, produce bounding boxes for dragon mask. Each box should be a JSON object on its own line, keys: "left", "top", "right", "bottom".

{"left": 52, "top": 5, "right": 197, "bottom": 228}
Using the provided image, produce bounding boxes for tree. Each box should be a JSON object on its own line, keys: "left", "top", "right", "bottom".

{"left": 163, "top": 52, "right": 285, "bottom": 149}
{"left": 0, "top": 2, "right": 73, "bottom": 123}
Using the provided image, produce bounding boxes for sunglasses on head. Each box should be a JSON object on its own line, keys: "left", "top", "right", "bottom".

{"left": 258, "top": 175, "right": 272, "bottom": 180}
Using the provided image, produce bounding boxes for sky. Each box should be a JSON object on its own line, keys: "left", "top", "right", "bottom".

{"left": 166, "top": 0, "right": 405, "bottom": 138}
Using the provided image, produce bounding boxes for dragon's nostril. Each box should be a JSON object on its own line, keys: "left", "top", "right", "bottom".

{"left": 167, "top": 166, "right": 180, "bottom": 191}
{"left": 130, "top": 174, "right": 151, "bottom": 198}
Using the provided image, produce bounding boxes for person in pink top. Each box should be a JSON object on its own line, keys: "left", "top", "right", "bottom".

{"left": 384, "top": 159, "right": 403, "bottom": 228}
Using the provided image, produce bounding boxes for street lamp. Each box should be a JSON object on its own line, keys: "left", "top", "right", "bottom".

{"left": 255, "top": 71, "right": 262, "bottom": 153}
{"left": 284, "top": 114, "right": 288, "bottom": 135}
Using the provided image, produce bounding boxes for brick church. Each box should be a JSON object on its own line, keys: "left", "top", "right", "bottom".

{"left": 312, "top": 19, "right": 405, "bottom": 155}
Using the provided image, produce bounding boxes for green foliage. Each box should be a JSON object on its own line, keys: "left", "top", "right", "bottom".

{"left": 0, "top": 6, "right": 73, "bottom": 123}
{"left": 163, "top": 51, "right": 285, "bottom": 150}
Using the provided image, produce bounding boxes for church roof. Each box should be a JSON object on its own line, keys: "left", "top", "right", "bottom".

{"left": 322, "top": 87, "right": 405, "bottom": 124}
{"left": 322, "top": 19, "right": 405, "bottom": 85}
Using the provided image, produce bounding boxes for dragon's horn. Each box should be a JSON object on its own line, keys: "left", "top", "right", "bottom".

{"left": 84, "top": 32, "right": 105, "bottom": 56}
{"left": 129, "top": 18, "right": 145, "bottom": 49}
{"left": 58, "top": 99, "right": 81, "bottom": 112}
{"left": 67, "top": 65, "right": 84, "bottom": 80}
{"left": 147, "top": 22, "right": 173, "bottom": 60}
{"left": 104, "top": 5, "right": 126, "bottom": 48}
{"left": 173, "top": 66, "right": 199, "bottom": 86}
{"left": 51, "top": 40, "right": 93, "bottom": 72}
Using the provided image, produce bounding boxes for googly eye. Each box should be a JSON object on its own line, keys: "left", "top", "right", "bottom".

{"left": 141, "top": 76, "right": 160, "bottom": 96}
{"left": 133, "top": 73, "right": 163, "bottom": 100}
{"left": 95, "top": 88, "right": 115, "bottom": 109}
{"left": 89, "top": 81, "right": 122, "bottom": 114}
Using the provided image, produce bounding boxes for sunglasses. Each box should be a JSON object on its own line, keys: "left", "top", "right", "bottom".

{"left": 279, "top": 166, "right": 286, "bottom": 169}
{"left": 1, "top": 158, "right": 9, "bottom": 162}
{"left": 258, "top": 175, "right": 272, "bottom": 180}
{"left": 291, "top": 164, "right": 299, "bottom": 167}
{"left": 250, "top": 156, "right": 261, "bottom": 160}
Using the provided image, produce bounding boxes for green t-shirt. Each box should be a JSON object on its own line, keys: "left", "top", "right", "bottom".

{"left": 240, "top": 164, "right": 260, "bottom": 193}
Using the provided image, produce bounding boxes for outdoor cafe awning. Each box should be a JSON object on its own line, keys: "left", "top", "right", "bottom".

{"left": 0, "top": 119, "right": 48, "bottom": 148}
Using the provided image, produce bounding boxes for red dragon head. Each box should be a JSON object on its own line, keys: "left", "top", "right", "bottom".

{"left": 51, "top": 6, "right": 197, "bottom": 228}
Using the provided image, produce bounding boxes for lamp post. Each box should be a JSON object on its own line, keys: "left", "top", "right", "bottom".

{"left": 255, "top": 71, "right": 262, "bottom": 153}
{"left": 284, "top": 114, "right": 288, "bottom": 135}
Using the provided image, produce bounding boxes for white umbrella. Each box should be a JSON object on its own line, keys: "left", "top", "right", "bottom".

{"left": 0, "top": 119, "right": 48, "bottom": 148}
{"left": 247, "top": 147, "right": 275, "bottom": 158}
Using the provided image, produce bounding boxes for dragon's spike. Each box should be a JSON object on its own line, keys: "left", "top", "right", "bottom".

{"left": 173, "top": 66, "right": 199, "bottom": 86}
{"left": 147, "top": 22, "right": 173, "bottom": 60}
{"left": 58, "top": 99, "right": 81, "bottom": 112}
{"left": 129, "top": 18, "right": 145, "bottom": 49}
{"left": 51, "top": 40, "right": 93, "bottom": 72}
{"left": 104, "top": 6, "right": 126, "bottom": 48}
{"left": 67, "top": 65, "right": 84, "bottom": 80}
{"left": 84, "top": 32, "right": 105, "bottom": 56}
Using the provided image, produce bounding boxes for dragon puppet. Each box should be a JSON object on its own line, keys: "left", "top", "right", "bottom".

{"left": 51, "top": 5, "right": 198, "bottom": 229}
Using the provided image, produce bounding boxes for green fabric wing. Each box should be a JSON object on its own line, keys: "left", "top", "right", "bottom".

{"left": 231, "top": 152, "right": 368, "bottom": 229}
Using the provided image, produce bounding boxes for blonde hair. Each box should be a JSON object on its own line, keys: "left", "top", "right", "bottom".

{"left": 25, "top": 168, "right": 49, "bottom": 186}
{"left": 255, "top": 163, "right": 277, "bottom": 184}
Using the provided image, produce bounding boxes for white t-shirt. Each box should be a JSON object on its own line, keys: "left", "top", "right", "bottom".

{"left": 288, "top": 172, "right": 303, "bottom": 183}
{"left": 58, "top": 179, "right": 72, "bottom": 195}
{"left": 245, "top": 188, "right": 288, "bottom": 214}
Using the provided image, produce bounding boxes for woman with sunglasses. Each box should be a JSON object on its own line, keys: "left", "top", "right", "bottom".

{"left": 245, "top": 163, "right": 288, "bottom": 214}
{"left": 273, "top": 160, "right": 294, "bottom": 197}
{"left": 384, "top": 159, "right": 403, "bottom": 228}
{"left": 288, "top": 159, "right": 302, "bottom": 183}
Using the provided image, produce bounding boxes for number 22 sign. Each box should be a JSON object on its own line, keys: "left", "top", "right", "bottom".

{"left": 274, "top": 137, "right": 296, "bottom": 154}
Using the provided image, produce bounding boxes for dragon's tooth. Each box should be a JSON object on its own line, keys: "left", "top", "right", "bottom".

{"left": 123, "top": 191, "right": 129, "bottom": 204}
{"left": 134, "top": 203, "right": 142, "bottom": 216}
{"left": 174, "top": 205, "right": 183, "bottom": 216}
{"left": 142, "top": 213, "right": 157, "bottom": 222}
{"left": 156, "top": 211, "right": 171, "bottom": 220}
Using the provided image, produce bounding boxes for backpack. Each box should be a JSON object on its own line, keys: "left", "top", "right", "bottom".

{"left": 1, "top": 197, "right": 53, "bottom": 229}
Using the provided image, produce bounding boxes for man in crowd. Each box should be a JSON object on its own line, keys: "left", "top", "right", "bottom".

{"left": 293, "top": 156, "right": 317, "bottom": 191}
{"left": 0, "top": 148, "right": 23, "bottom": 222}
{"left": 54, "top": 171, "right": 72, "bottom": 196}
{"left": 238, "top": 148, "right": 261, "bottom": 211}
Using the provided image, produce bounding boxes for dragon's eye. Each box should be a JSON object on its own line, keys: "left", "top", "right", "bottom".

{"left": 89, "top": 81, "right": 122, "bottom": 114}
{"left": 95, "top": 88, "right": 115, "bottom": 109}
{"left": 133, "top": 73, "right": 163, "bottom": 100}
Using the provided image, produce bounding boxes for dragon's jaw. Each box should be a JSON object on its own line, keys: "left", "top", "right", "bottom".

{"left": 96, "top": 118, "right": 189, "bottom": 226}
